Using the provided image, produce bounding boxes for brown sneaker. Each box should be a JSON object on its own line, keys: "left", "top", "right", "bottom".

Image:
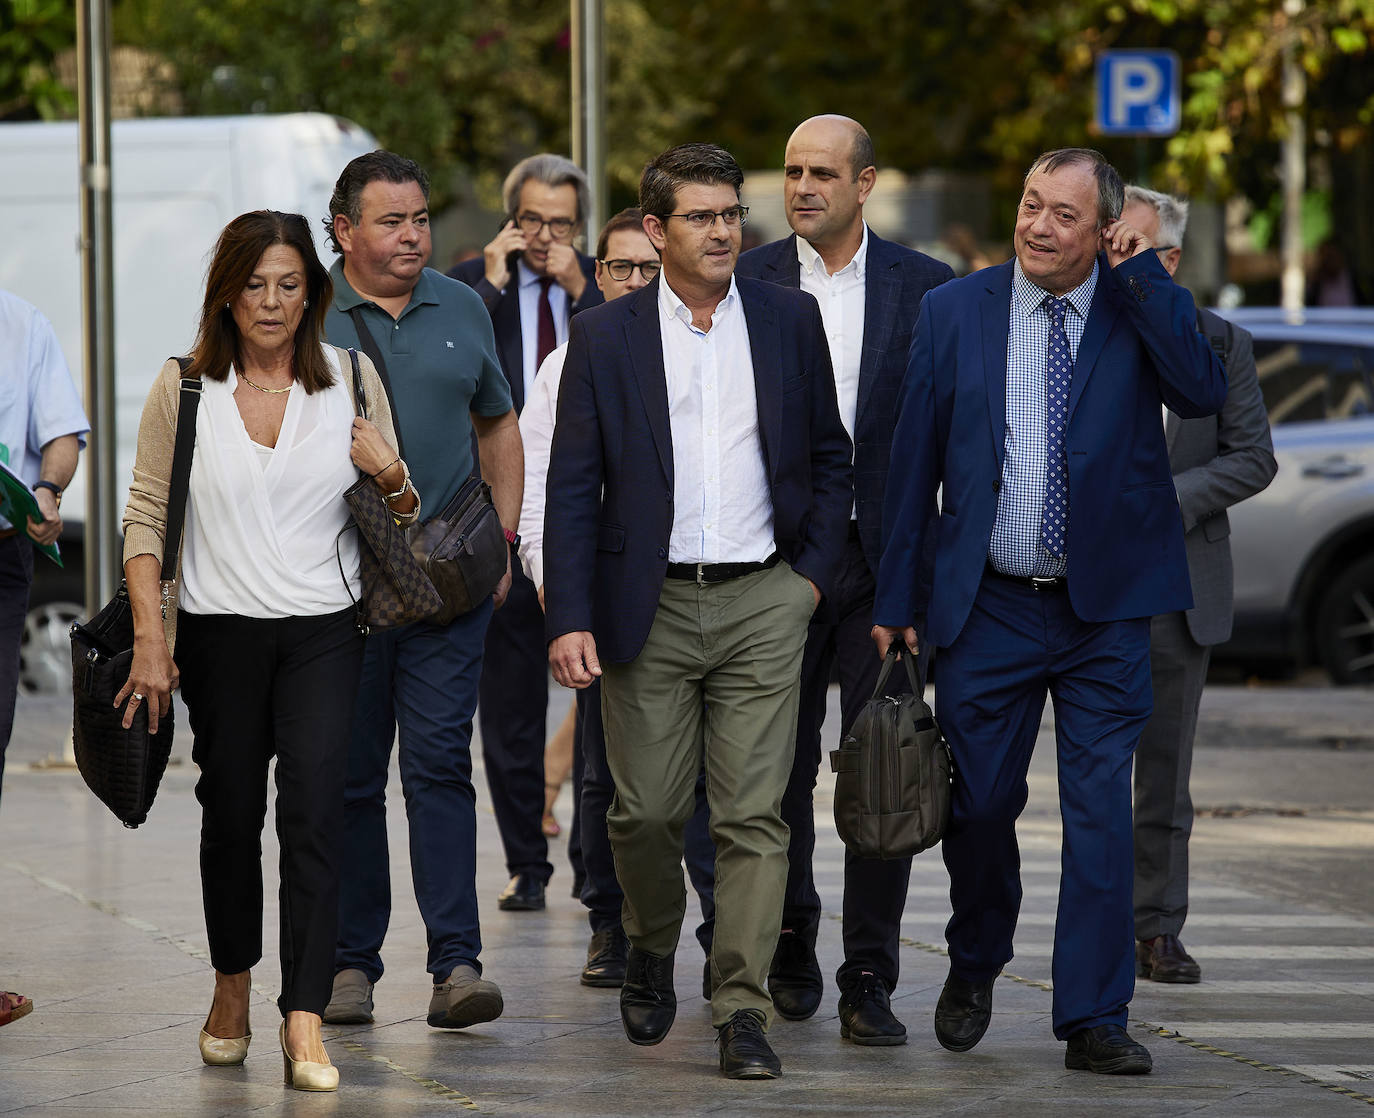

{"left": 1136, "top": 935, "right": 1201, "bottom": 983}
{"left": 427, "top": 965, "right": 504, "bottom": 1028}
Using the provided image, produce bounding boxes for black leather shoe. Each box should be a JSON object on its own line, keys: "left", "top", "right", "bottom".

{"left": 497, "top": 873, "right": 545, "bottom": 912}
{"left": 1065, "top": 1024, "right": 1153, "bottom": 1074}
{"left": 620, "top": 948, "right": 676, "bottom": 1045}
{"left": 933, "top": 971, "right": 994, "bottom": 1052}
{"left": 838, "top": 972, "right": 907, "bottom": 1047}
{"left": 581, "top": 927, "right": 628, "bottom": 988}
{"left": 717, "top": 1009, "right": 781, "bottom": 1079}
{"left": 767, "top": 930, "right": 823, "bottom": 1021}
{"left": 1136, "top": 935, "right": 1201, "bottom": 983}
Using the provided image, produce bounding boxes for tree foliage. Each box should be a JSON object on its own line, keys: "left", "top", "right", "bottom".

{"left": 0, "top": 0, "right": 76, "bottom": 120}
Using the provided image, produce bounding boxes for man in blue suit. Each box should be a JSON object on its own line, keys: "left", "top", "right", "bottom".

{"left": 544, "top": 143, "right": 852, "bottom": 1080}
{"left": 450, "top": 154, "right": 604, "bottom": 912}
{"left": 736, "top": 115, "right": 952, "bottom": 1042}
{"left": 874, "top": 148, "right": 1226, "bottom": 1075}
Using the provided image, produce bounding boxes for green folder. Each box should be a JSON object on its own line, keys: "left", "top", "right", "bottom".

{"left": 0, "top": 460, "right": 62, "bottom": 566}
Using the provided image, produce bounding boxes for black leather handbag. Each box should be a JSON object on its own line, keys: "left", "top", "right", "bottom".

{"left": 69, "top": 363, "right": 199, "bottom": 828}
{"left": 829, "top": 647, "right": 953, "bottom": 859}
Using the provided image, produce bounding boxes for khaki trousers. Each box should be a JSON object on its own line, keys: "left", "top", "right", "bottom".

{"left": 601, "top": 560, "right": 815, "bottom": 1028}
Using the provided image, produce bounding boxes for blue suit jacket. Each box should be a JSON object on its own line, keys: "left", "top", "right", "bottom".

{"left": 544, "top": 275, "right": 854, "bottom": 663}
{"left": 875, "top": 251, "right": 1228, "bottom": 648}
{"left": 449, "top": 252, "right": 603, "bottom": 412}
{"left": 735, "top": 231, "right": 954, "bottom": 573}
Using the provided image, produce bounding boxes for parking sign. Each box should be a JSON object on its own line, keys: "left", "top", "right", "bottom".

{"left": 1096, "top": 50, "right": 1181, "bottom": 136}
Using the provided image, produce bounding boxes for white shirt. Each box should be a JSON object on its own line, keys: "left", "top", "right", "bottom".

{"left": 659, "top": 275, "right": 774, "bottom": 564}
{"left": 517, "top": 259, "right": 569, "bottom": 403}
{"left": 180, "top": 345, "right": 361, "bottom": 617}
{"left": 798, "top": 224, "right": 867, "bottom": 518}
{"left": 517, "top": 342, "right": 567, "bottom": 588}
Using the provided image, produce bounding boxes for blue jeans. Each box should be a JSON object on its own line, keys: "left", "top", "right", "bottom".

{"left": 335, "top": 599, "right": 493, "bottom": 983}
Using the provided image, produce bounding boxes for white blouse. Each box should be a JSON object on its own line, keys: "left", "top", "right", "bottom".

{"left": 180, "top": 345, "right": 361, "bottom": 618}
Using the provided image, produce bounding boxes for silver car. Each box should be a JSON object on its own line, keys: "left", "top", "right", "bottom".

{"left": 1214, "top": 309, "right": 1374, "bottom": 683}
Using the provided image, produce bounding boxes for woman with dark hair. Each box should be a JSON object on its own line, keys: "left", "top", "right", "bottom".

{"left": 120, "top": 210, "right": 416, "bottom": 1091}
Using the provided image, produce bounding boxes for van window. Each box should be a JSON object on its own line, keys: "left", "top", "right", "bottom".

{"left": 1252, "top": 340, "right": 1374, "bottom": 424}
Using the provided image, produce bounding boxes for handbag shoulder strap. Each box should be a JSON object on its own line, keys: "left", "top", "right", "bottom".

{"left": 348, "top": 306, "right": 407, "bottom": 459}
{"left": 160, "top": 357, "right": 202, "bottom": 586}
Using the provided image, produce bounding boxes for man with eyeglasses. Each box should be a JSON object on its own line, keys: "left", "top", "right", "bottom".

{"left": 1120, "top": 185, "right": 1276, "bottom": 989}
{"left": 736, "top": 114, "right": 954, "bottom": 1045}
{"left": 450, "top": 154, "right": 604, "bottom": 915}
{"left": 544, "top": 143, "right": 852, "bottom": 1079}
{"left": 515, "top": 207, "right": 719, "bottom": 995}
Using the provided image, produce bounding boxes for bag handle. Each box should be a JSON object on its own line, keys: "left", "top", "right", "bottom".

{"left": 348, "top": 307, "right": 407, "bottom": 460}
{"left": 870, "top": 645, "right": 922, "bottom": 702}
{"left": 158, "top": 358, "right": 202, "bottom": 616}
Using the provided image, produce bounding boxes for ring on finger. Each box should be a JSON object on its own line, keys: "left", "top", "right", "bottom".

{"left": 131, "top": 692, "right": 145, "bottom": 702}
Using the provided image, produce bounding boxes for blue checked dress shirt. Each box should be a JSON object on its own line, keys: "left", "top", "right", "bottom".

{"left": 988, "top": 259, "right": 1097, "bottom": 577}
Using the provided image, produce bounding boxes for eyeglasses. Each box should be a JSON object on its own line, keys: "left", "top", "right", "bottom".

{"left": 516, "top": 213, "right": 576, "bottom": 239}
{"left": 1153, "top": 245, "right": 1179, "bottom": 254}
{"left": 663, "top": 205, "right": 749, "bottom": 231}
{"left": 599, "top": 258, "right": 662, "bottom": 282}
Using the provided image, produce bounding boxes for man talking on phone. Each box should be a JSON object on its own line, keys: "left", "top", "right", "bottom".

{"left": 450, "top": 155, "right": 603, "bottom": 914}
{"left": 873, "top": 149, "right": 1225, "bottom": 1075}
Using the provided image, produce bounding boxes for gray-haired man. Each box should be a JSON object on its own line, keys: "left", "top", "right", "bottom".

{"left": 450, "top": 155, "right": 604, "bottom": 913}
{"left": 1121, "top": 185, "right": 1277, "bottom": 984}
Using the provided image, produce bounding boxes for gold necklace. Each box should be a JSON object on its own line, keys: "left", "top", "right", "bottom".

{"left": 238, "top": 371, "right": 293, "bottom": 395}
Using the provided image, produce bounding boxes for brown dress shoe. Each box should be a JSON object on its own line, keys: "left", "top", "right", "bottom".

{"left": 1136, "top": 934, "right": 1201, "bottom": 983}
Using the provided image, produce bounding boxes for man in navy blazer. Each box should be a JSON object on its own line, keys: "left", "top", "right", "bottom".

{"left": 450, "top": 154, "right": 604, "bottom": 913}
{"left": 544, "top": 143, "right": 852, "bottom": 1080}
{"left": 874, "top": 149, "right": 1226, "bottom": 1075}
{"left": 736, "top": 114, "right": 953, "bottom": 1042}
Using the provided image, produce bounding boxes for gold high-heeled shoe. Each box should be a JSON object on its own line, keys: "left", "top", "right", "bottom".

{"left": 198, "top": 1018, "right": 251, "bottom": 1066}
{"left": 280, "top": 1022, "right": 339, "bottom": 1092}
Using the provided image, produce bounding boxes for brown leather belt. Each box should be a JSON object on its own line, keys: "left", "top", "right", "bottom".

{"left": 0, "top": 528, "right": 19, "bottom": 541}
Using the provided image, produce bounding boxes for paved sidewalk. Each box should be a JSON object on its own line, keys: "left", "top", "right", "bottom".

{"left": 2, "top": 684, "right": 1373, "bottom": 1116}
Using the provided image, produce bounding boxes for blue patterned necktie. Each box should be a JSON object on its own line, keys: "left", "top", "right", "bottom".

{"left": 1041, "top": 296, "right": 1071, "bottom": 559}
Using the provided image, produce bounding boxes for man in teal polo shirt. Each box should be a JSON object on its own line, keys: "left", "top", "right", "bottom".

{"left": 319, "top": 151, "right": 524, "bottom": 1031}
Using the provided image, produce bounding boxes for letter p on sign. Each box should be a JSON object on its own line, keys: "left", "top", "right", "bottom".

{"left": 1095, "top": 50, "right": 1180, "bottom": 136}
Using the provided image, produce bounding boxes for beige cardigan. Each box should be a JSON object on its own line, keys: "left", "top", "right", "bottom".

{"left": 122, "top": 345, "right": 405, "bottom": 650}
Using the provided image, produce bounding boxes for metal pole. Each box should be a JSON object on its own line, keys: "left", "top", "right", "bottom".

{"left": 76, "top": 0, "right": 119, "bottom": 610}
{"left": 570, "top": 0, "right": 606, "bottom": 242}
{"left": 1280, "top": 0, "right": 1306, "bottom": 312}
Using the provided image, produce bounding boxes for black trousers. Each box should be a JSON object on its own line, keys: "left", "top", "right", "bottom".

{"left": 177, "top": 607, "right": 364, "bottom": 1017}
{"left": 0, "top": 533, "right": 34, "bottom": 806}
{"left": 477, "top": 564, "right": 553, "bottom": 883}
{"left": 783, "top": 529, "right": 930, "bottom": 992}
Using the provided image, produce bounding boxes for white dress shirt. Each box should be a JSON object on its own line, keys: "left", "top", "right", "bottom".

{"left": 517, "top": 342, "right": 567, "bottom": 589}
{"left": 659, "top": 275, "right": 774, "bottom": 564}
{"left": 180, "top": 345, "right": 360, "bottom": 617}
{"left": 798, "top": 224, "right": 867, "bottom": 518}
{"left": 517, "top": 259, "right": 569, "bottom": 402}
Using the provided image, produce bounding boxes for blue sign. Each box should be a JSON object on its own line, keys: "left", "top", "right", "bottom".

{"left": 1096, "top": 50, "right": 1181, "bottom": 136}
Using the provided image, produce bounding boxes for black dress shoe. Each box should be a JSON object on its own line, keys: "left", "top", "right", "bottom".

{"left": 620, "top": 947, "right": 676, "bottom": 1045}
{"left": 581, "top": 927, "right": 628, "bottom": 988}
{"left": 717, "top": 1009, "right": 781, "bottom": 1079}
{"left": 1136, "top": 934, "right": 1201, "bottom": 983}
{"left": 767, "top": 930, "right": 823, "bottom": 1021}
{"left": 1065, "top": 1024, "right": 1153, "bottom": 1074}
{"left": 497, "top": 873, "right": 545, "bottom": 911}
{"left": 933, "top": 971, "right": 995, "bottom": 1052}
{"left": 838, "top": 972, "right": 907, "bottom": 1047}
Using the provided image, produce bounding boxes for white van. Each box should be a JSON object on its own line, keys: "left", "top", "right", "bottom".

{"left": 0, "top": 112, "right": 378, "bottom": 691}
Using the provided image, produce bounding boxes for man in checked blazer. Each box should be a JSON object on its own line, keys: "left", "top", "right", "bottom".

{"left": 1121, "top": 186, "right": 1277, "bottom": 986}
{"left": 735, "top": 115, "right": 953, "bottom": 1043}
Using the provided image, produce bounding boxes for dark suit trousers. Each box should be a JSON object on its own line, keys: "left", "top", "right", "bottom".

{"left": 477, "top": 564, "right": 553, "bottom": 883}
{"left": 1133, "top": 609, "right": 1210, "bottom": 940}
{"left": 936, "top": 574, "right": 1151, "bottom": 1039}
{"left": 0, "top": 534, "right": 34, "bottom": 806}
{"left": 576, "top": 680, "right": 716, "bottom": 951}
{"left": 783, "top": 528, "right": 930, "bottom": 992}
{"left": 176, "top": 607, "right": 364, "bottom": 1017}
